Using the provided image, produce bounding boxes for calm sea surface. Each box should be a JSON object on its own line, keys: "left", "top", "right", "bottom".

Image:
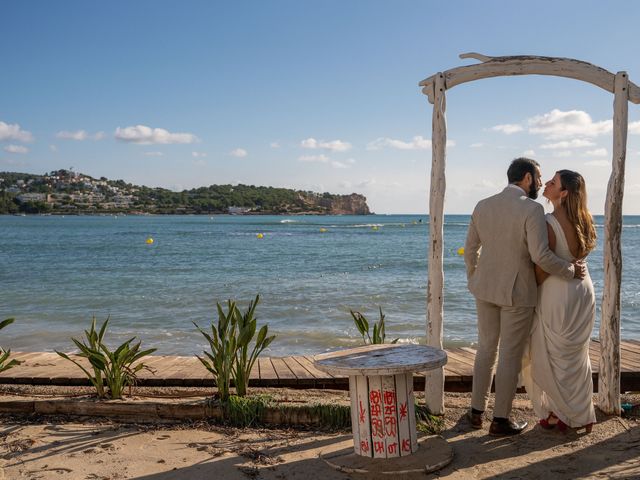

{"left": 1, "top": 214, "right": 639, "bottom": 356}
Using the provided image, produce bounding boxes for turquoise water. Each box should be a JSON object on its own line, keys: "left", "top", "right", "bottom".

{"left": 1, "top": 214, "right": 639, "bottom": 356}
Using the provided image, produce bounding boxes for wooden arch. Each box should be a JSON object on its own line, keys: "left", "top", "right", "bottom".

{"left": 419, "top": 53, "right": 640, "bottom": 415}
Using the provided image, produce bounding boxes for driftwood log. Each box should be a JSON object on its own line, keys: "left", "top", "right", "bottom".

{"left": 424, "top": 72, "right": 447, "bottom": 414}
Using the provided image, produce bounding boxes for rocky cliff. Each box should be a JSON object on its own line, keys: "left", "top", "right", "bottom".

{"left": 313, "top": 193, "right": 371, "bottom": 215}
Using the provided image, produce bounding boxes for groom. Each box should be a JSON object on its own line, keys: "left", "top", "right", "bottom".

{"left": 464, "top": 157, "right": 585, "bottom": 436}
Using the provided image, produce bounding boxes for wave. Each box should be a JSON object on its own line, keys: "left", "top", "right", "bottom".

{"left": 342, "top": 223, "right": 385, "bottom": 228}
{"left": 595, "top": 224, "right": 640, "bottom": 228}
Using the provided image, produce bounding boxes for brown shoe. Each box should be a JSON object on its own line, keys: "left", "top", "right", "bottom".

{"left": 467, "top": 410, "right": 483, "bottom": 429}
{"left": 489, "top": 419, "right": 528, "bottom": 436}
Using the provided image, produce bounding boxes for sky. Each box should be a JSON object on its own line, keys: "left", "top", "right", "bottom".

{"left": 2, "top": 1, "right": 640, "bottom": 214}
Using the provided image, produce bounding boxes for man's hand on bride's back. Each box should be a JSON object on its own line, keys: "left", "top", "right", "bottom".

{"left": 573, "top": 260, "right": 587, "bottom": 279}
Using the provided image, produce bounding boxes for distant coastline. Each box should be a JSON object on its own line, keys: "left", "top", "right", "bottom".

{"left": 0, "top": 169, "right": 372, "bottom": 216}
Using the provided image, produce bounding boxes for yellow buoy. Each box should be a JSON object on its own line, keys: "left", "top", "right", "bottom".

{"left": 256, "top": 233, "right": 264, "bottom": 239}
{"left": 371, "top": 225, "right": 379, "bottom": 231}
{"left": 146, "top": 237, "right": 154, "bottom": 245}
{"left": 319, "top": 228, "right": 327, "bottom": 233}
{"left": 457, "top": 247, "right": 464, "bottom": 255}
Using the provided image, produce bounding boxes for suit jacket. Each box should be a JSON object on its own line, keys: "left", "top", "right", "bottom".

{"left": 464, "top": 185, "right": 574, "bottom": 307}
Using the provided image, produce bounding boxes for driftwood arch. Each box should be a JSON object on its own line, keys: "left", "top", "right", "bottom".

{"left": 420, "top": 53, "right": 640, "bottom": 415}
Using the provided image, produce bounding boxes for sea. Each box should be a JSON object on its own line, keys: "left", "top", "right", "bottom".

{"left": 1, "top": 214, "right": 639, "bottom": 357}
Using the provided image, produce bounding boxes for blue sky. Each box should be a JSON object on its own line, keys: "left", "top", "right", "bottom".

{"left": 2, "top": 1, "right": 640, "bottom": 213}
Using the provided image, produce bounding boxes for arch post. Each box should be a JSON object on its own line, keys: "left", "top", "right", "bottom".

{"left": 598, "top": 71, "right": 629, "bottom": 415}
{"left": 425, "top": 72, "right": 446, "bottom": 414}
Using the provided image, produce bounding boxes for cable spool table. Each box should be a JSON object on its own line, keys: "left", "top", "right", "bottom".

{"left": 314, "top": 344, "right": 453, "bottom": 475}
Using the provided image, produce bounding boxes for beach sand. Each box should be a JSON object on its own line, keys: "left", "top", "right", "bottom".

{"left": 0, "top": 389, "right": 639, "bottom": 479}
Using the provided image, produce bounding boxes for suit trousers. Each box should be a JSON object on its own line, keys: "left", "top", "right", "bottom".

{"left": 471, "top": 299, "right": 534, "bottom": 418}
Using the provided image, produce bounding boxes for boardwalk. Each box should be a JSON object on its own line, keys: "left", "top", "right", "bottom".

{"left": 1, "top": 339, "right": 639, "bottom": 392}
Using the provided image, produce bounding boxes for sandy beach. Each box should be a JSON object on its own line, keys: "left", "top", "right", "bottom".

{"left": 1, "top": 389, "right": 639, "bottom": 480}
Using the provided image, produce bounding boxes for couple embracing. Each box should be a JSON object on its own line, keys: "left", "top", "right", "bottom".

{"left": 464, "top": 157, "right": 597, "bottom": 436}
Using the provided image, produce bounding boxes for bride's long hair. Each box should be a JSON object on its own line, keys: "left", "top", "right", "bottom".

{"left": 558, "top": 169, "right": 597, "bottom": 258}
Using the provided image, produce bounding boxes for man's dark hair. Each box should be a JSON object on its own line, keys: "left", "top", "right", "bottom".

{"left": 507, "top": 157, "right": 540, "bottom": 183}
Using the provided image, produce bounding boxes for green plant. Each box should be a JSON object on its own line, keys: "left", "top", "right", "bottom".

{"left": 194, "top": 300, "right": 240, "bottom": 402}
{"left": 234, "top": 295, "right": 276, "bottom": 397}
{"left": 415, "top": 403, "right": 445, "bottom": 434}
{"left": 0, "top": 318, "right": 22, "bottom": 373}
{"left": 56, "top": 317, "right": 156, "bottom": 399}
{"left": 307, "top": 402, "right": 352, "bottom": 430}
{"left": 222, "top": 394, "right": 274, "bottom": 427}
{"left": 195, "top": 295, "right": 276, "bottom": 401}
{"left": 350, "top": 307, "right": 398, "bottom": 345}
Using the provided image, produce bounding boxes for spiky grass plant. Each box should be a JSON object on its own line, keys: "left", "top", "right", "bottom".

{"left": 194, "top": 300, "right": 239, "bottom": 402}
{"left": 56, "top": 316, "right": 156, "bottom": 399}
{"left": 234, "top": 295, "right": 276, "bottom": 397}
{"left": 350, "top": 307, "right": 398, "bottom": 345}
{"left": 0, "top": 318, "right": 22, "bottom": 373}
{"left": 195, "top": 295, "right": 275, "bottom": 400}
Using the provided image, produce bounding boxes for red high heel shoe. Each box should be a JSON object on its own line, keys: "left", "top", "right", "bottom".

{"left": 539, "top": 413, "right": 559, "bottom": 429}
{"left": 557, "top": 419, "right": 568, "bottom": 433}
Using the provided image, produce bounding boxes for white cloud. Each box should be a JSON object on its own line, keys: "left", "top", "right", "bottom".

{"left": 356, "top": 178, "right": 377, "bottom": 188}
{"left": 193, "top": 159, "right": 206, "bottom": 167}
{"left": 629, "top": 121, "right": 640, "bottom": 135}
{"left": 270, "top": 142, "right": 280, "bottom": 148}
{"left": 300, "top": 137, "right": 352, "bottom": 152}
{"left": 144, "top": 151, "right": 164, "bottom": 157}
{"left": 627, "top": 183, "right": 640, "bottom": 194}
{"left": 523, "top": 149, "right": 535, "bottom": 156}
{"left": 115, "top": 125, "right": 198, "bottom": 144}
{"left": 367, "top": 135, "right": 430, "bottom": 150}
{"left": 4, "top": 144, "right": 28, "bottom": 154}
{"left": 192, "top": 151, "right": 207, "bottom": 158}
{"left": 473, "top": 179, "right": 497, "bottom": 189}
{"left": 56, "top": 130, "right": 104, "bottom": 141}
{"left": 490, "top": 124, "right": 524, "bottom": 134}
{"left": 346, "top": 158, "right": 356, "bottom": 164}
{"left": 331, "top": 161, "right": 350, "bottom": 169}
{"left": 298, "top": 154, "right": 329, "bottom": 163}
{"left": 367, "top": 135, "right": 455, "bottom": 150}
{"left": 552, "top": 150, "right": 572, "bottom": 158}
{"left": 49, "top": 144, "right": 58, "bottom": 152}
{"left": 584, "top": 160, "right": 610, "bottom": 167}
{"left": 230, "top": 148, "right": 247, "bottom": 158}
{"left": 584, "top": 148, "right": 608, "bottom": 157}
{"left": 528, "top": 109, "right": 612, "bottom": 139}
{"left": 0, "top": 121, "right": 33, "bottom": 143}
{"left": 470, "top": 142, "right": 484, "bottom": 148}
{"left": 540, "top": 139, "right": 596, "bottom": 149}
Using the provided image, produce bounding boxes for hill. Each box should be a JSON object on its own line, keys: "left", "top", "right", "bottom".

{"left": 0, "top": 170, "right": 371, "bottom": 215}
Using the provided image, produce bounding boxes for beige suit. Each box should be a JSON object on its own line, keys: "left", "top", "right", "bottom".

{"left": 464, "top": 185, "right": 574, "bottom": 418}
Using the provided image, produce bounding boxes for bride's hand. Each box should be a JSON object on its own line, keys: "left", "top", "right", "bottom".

{"left": 573, "top": 260, "right": 587, "bottom": 279}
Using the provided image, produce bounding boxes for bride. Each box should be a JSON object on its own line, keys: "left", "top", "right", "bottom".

{"left": 522, "top": 169, "right": 597, "bottom": 433}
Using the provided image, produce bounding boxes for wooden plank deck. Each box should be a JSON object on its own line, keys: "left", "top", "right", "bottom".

{"left": 1, "top": 340, "right": 639, "bottom": 392}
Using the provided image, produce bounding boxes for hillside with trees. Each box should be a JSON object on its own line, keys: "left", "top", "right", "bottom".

{"left": 0, "top": 170, "right": 371, "bottom": 215}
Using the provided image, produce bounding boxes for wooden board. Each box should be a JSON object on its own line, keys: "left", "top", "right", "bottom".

{"left": 257, "top": 357, "right": 278, "bottom": 380}
{"left": 0, "top": 341, "right": 638, "bottom": 392}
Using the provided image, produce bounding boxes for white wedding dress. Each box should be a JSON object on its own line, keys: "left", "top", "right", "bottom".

{"left": 522, "top": 213, "right": 597, "bottom": 427}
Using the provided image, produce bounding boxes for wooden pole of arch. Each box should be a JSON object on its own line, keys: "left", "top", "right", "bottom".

{"left": 425, "top": 73, "right": 446, "bottom": 414}
{"left": 598, "top": 71, "right": 628, "bottom": 415}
